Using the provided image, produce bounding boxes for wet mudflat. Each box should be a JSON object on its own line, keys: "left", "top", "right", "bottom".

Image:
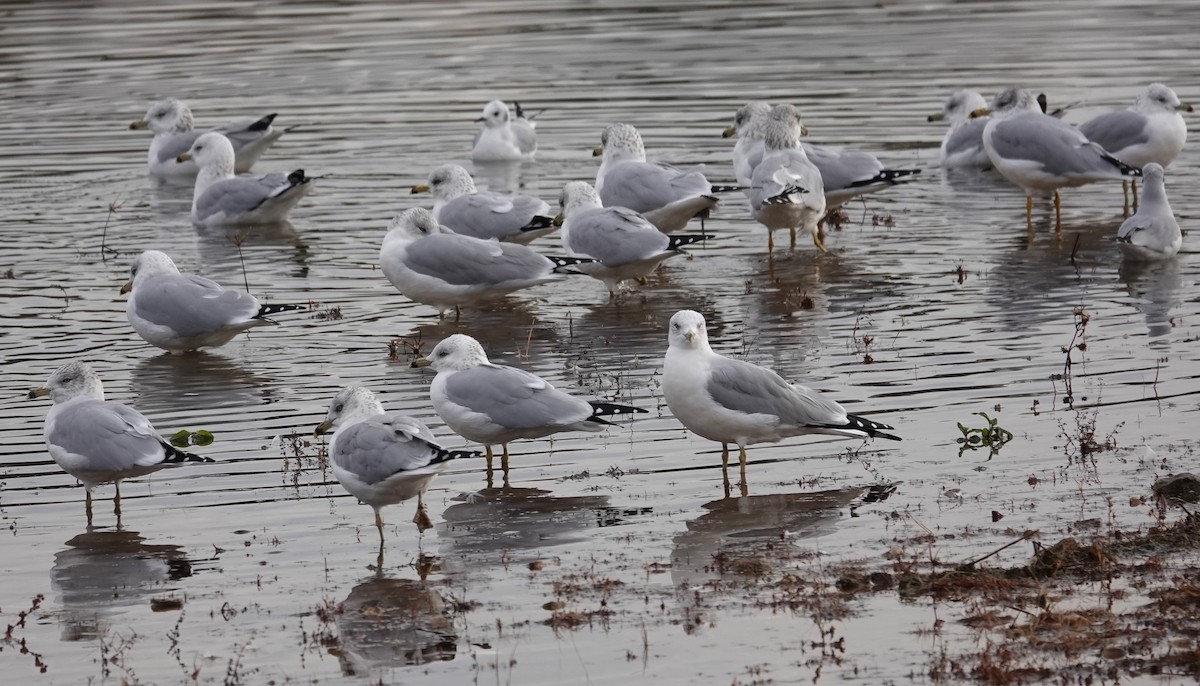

{"left": 2, "top": 1, "right": 1200, "bottom": 683}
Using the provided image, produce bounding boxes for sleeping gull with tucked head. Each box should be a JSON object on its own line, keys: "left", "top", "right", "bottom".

{"left": 178, "top": 131, "right": 315, "bottom": 226}
{"left": 411, "top": 163, "right": 555, "bottom": 244}
{"left": 662, "top": 310, "right": 899, "bottom": 496}
{"left": 130, "top": 98, "right": 290, "bottom": 177}
{"left": 120, "top": 250, "right": 307, "bottom": 352}
{"left": 28, "top": 361, "right": 214, "bottom": 525}
{"left": 314, "top": 386, "right": 480, "bottom": 542}
{"left": 412, "top": 334, "right": 645, "bottom": 484}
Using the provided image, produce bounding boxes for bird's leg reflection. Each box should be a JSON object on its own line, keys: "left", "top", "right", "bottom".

{"left": 767, "top": 230, "right": 775, "bottom": 254}
{"left": 85, "top": 490, "right": 94, "bottom": 527}
{"left": 1122, "top": 180, "right": 1131, "bottom": 213}
{"left": 1025, "top": 195, "right": 1034, "bottom": 228}
{"left": 374, "top": 510, "right": 385, "bottom": 543}
{"left": 738, "top": 446, "right": 749, "bottom": 498}
{"left": 721, "top": 443, "right": 731, "bottom": 499}
{"left": 500, "top": 443, "right": 511, "bottom": 479}
{"left": 1132, "top": 179, "right": 1140, "bottom": 210}
{"left": 484, "top": 445, "right": 495, "bottom": 487}
{"left": 1053, "top": 190, "right": 1062, "bottom": 230}
{"left": 789, "top": 226, "right": 797, "bottom": 250}
{"left": 113, "top": 482, "right": 122, "bottom": 519}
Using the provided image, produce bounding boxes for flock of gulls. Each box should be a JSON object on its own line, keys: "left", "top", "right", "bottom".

{"left": 27, "top": 85, "right": 1191, "bottom": 551}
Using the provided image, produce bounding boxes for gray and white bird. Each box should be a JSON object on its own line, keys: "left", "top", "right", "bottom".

{"left": 662, "top": 310, "right": 899, "bottom": 495}
{"left": 980, "top": 87, "right": 1141, "bottom": 225}
{"left": 314, "top": 386, "right": 479, "bottom": 538}
{"left": 471, "top": 100, "right": 537, "bottom": 162}
{"left": 130, "top": 98, "right": 289, "bottom": 177}
{"left": 927, "top": 90, "right": 993, "bottom": 170}
{"left": 557, "top": 181, "right": 711, "bottom": 295}
{"left": 178, "top": 132, "right": 315, "bottom": 226}
{"left": 412, "top": 334, "right": 645, "bottom": 482}
{"left": 120, "top": 250, "right": 306, "bottom": 352}
{"left": 28, "top": 361, "right": 214, "bottom": 525}
{"left": 411, "top": 163, "right": 554, "bottom": 244}
{"left": 594, "top": 123, "right": 731, "bottom": 233}
{"left": 748, "top": 104, "right": 826, "bottom": 253}
{"left": 1117, "top": 163, "right": 1183, "bottom": 260}
{"left": 380, "top": 207, "right": 593, "bottom": 319}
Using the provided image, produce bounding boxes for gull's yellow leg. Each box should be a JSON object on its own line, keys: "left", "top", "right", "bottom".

{"left": 1054, "top": 190, "right": 1062, "bottom": 229}
{"left": 113, "top": 481, "right": 122, "bottom": 518}
{"left": 485, "top": 445, "right": 495, "bottom": 488}
{"left": 85, "top": 490, "right": 94, "bottom": 527}
{"left": 789, "top": 226, "right": 797, "bottom": 250}
{"left": 1025, "top": 195, "right": 1034, "bottom": 227}
{"left": 721, "top": 443, "right": 731, "bottom": 498}
{"left": 413, "top": 493, "right": 434, "bottom": 532}
{"left": 1132, "top": 179, "right": 1139, "bottom": 210}
{"left": 501, "top": 443, "right": 511, "bottom": 476}
{"left": 812, "top": 228, "right": 828, "bottom": 253}
{"left": 738, "top": 446, "right": 749, "bottom": 497}
{"left": 375, "top": 510, "right": 385, "bottom": 542}
{"left": 767, "top": 231, "right": 775, "bottom": 253}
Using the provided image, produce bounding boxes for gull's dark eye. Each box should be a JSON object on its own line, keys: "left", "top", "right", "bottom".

{"left": 438, "top": 350, "right": 449, "bottom": 357}
{"left": 334, "top": 404, "right": 344, "bottom": 412}
{"left": 61, "top": 377, "right": 72, "bottom": 384}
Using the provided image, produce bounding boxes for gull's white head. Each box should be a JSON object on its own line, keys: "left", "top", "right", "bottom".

{"left": 558, "top": 181, "right": 602, "bottom": 218}
{"left": 179, "top": 131, "right": 235, "bottom": 174}
{"left": 315, "top": 385, "right": 385, "bottom": 435}
{"left": 597, "top": 123, "right": 645, "bottom": 162}
{"left": 980, "top": 88, "right": 1040, "bottom": 120}
{"left": 414, "top": 163, "right": 476, "bottom": 201}
{"left": 1136, "top": 83, "right": 1192, "bottom": 113}
{"left": 385, "top": 207, "right": 449, "bottom": 243}
{"left": 477, "top": 100, "right": 511, "bottom": 128}
{"left": 934, "top": 90, "right": 989, "bottom": 125}
{"left": 668, "top": 310, "right": 710, "bottom": 351}
{"left": 762, "top": 104, "right": 806, "bottom": 150}
{"left": 124, "top": 250, "right": 181, "bottom": 293}
{"left": 424, "top": 334, "right": 490, "bottom": 372}
{"left": 725, "top": 101, "right": 773, "bottom": 139}
{"left": 132, "top": 98, "right": 193, "bottom": 134}
{"left": 29, "top": 360, "right": 104, "bottom": 404}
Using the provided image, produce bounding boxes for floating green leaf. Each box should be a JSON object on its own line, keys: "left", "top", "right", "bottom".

{"left": 169, "top": 429, "right": 192, "bottom": 448}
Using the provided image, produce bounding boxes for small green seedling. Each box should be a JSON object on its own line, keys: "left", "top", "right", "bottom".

{"left": 169, "top": 429, "right": 215, "bottom": 448}
{"left": 956, "top": 412, "right": 1013, "bottom": 459}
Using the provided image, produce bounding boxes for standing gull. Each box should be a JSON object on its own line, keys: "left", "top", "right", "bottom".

{"left": 121, "top": 250, "right": 307, "bottom": 352}
{"left": 749, "top": 104, "right": 826, "bottom": 253}
{"left": 662, "top": 311, "right": 899, "bottom": 496}
{"left": 412, "top": 334, "right": 645, "bottom": 483}
{"left": 979, "top": 87, "right": 1142, "bottom": 226}
{"left": 380, "top": 207, "right": 594, "bottom": 319}
{"left": 178, "top": 132, "right": 315, "bottom": 226}
{"left": 472, "top": 100, "right": 538, "bottom": 162}
{"left": 411, "top": 163, "right": 555, "bottom": 244}
{"left": 1117, "top": 163, "right": 1182, "bottom": 260}
{"left": 130, "top": 98, "right": 290, "bottom": 177}
{"left": 1079, "top": 83, "right": 1192, "bottom": 206}
{"left": 927, "top": 90, "right": 993, "bottom": 170}
{"left": 314, "top": 386, "right": 480, "bottom": 541}
{"left": 28, "top": 361, "right": 214, "bottom": 525}
{"left": 556, "top": 181, "right": 712, "bottom": 296}
{"left": 594, "top": 123, "right": 733, "bottom": 233}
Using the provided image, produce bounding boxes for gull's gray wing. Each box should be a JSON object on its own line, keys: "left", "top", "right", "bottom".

{"left": 404, "top": 234, "right": 552, "bottom": 286}
{"left": 153, "top": 131, "right": 203, "bottom": 166}
{"left": 331, "top": 415, "right": 443, "bottom": 484}
{"left": 1079, "top": 110, "right": 1151, "bottom": 156}
{"left": 132, "top": 274, "right": 259, "bottom": 336}
{"left": 749, "top": 150, "right": 824, "bottom": 210}
{"left": 599, "top": 160, "right": 712, "bottom": 214}
{"left": 803, "top": 144, "right": 883, "bottom": 190}
{"left": 215, "top": 115, "right": 277, "bottom": 150}
{"left": 442, "top": 364, "right": 592, "bottom": 430}
{"left": 512, "top": 120, "right": 537, "bottom": 155}
{"left": 48, "top": 400, "right": 166, "bottom": 472}
{"left": 942, "top": 119, "right": 988, "bottom": 159}
{"left": 989, "top": 113, "right": 1120, "bottom": 177}
{"left": 194, "top": 174, "right": 290, "bottom": 222}
{"left": 706, "top": 356, "right": 846, "bottom": 427}
{"left": 733, "top": 138, "right": 766, "bottom": 187}
{"left": 438, "top": 192, "right": 550, "bottom": 240}
{"left": 566, "top": 207, "right": 669, "bottom": 265}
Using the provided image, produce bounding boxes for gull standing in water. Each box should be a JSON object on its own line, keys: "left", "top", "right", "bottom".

{"left": 662, "top": 311, "right": 899, "bottom": 496}
{"left": 412, "top": 334, "right": 645, "bottom": 484}
{"left": 29, "top": 361, "right": 214, "bottom": 525}
{"left": 979, "top": 87, "right": 1141, "bottom": 227}
{"left": 748, "top": 104, "right": 826, "bottom": 253}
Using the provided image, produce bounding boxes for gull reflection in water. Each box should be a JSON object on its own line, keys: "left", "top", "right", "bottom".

{"left": 671, "top": 485, "right": 897, "bottom": 588}
{"left": 332, "top": 575, "right": 456, "bottom": 676}
{"left": 50, "top": 529, "right": 192, "bottom": 641}
{"left": 1119, "top": 257, "right": 1183, "bottom": 340}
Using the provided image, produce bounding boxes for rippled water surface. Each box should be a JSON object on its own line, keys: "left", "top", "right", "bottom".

{"left": 3, "top": 1, "right": 1200, "bottom": 683}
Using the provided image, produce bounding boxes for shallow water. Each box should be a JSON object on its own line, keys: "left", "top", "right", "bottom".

{"left": 2, "top": 0, "right": 1199, "bottom": 683}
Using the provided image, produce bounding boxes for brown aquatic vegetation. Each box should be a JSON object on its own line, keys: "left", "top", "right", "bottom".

{"left": 2, "top": 594, "right": 46, "bottom": 674}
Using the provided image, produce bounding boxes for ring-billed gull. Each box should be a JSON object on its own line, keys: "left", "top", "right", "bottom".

{"left": 927, "top": 90, "right": 992, "bottom": 170}
{"left": 178, "top": 132, "right": 315, "bottom": 226}
{"left": 381, "top": 207, "right": 595, "bottom": 319}
{"left": 314, "top": 386, "right": 481, "bottom": 540}
{"left": 412, "top": 334, "right": 646, "bottom": 483}
{"left": 724, "top": 102, "right": 919, "bottom": 212}
{"left": 749, "top": 105, "right": 826, "bottom": 253}
{"left": 1079, "top": 83, "right": 1193, "bottom": 206}
{"left": 662, "top": 310, "right": 899, "bottom": 496}
{"left": 594, "top": 123, "right": 736, "bottom": 233}
{"left": 556, "top": 181, "right": 712, "bottom": 296}
{"left": 411, "top": 163, "right": 554, "bottom": 244}
{"left": 130, "top": 98, "right": 290, "bottom": 177}
{"left": 120, "top": 250, "right": 307, "bottom": 352}
{"left": 1117, "top": 164, "right": 1182, "bottom": 260}
{"left": 979, "top": 87, "right": 1142, "bottom": 226}
{"left": 28, "top": 360, "right": 214, "bottom": 525}
{"left": 472, "top": 100, "right": 537, "bottom": 162}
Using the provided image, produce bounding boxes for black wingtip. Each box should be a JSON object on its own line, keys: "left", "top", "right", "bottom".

{"left": 546, "top": 255, "right": 599, "bottom": 272}
{"left": 667, "top": 234, "right": 715, "bottom": 251}
{"left": 248, "top": 113, "right": 278, "bottom": 132}
{"left": 255, "top": 303, "right": 308, "bottom": 319}
{"left": 160, "top": 442, "right": 214, "bottom": 464}
{"left": 842, "top": 414, "right": 902, "bottom": 441}
{"left": 521, "top": 215, "right": 555, "bottom": 231}
{"left": 847, "top": 168, "right": 921, "bottom": 189}
{"left": 588, "top": 401, "right": 648, "bottom": 421}
{"left": 287, "top": 169, "right": 313, "bottom": 186}
{"left": 764, "top": 184, "right": 807, "bottom": 205}
{"left": 433, "top": 448, "right": 483, "bottom": 464}
{"left": 710, "top": 184, "right": 743, "bottom": 193}
{"left": 1104, "top": 154, "right": 1142, "bottom": 177}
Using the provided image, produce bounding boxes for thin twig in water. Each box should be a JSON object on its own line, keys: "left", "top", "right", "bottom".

{"left": 230, "top": 232, "right": 250, "bottom": 294}
{"left": 100, "top": 200, "right": 123, "bottom": 259}
{"left": 960, "top": 531, "right": 1035, "bottom": 568}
